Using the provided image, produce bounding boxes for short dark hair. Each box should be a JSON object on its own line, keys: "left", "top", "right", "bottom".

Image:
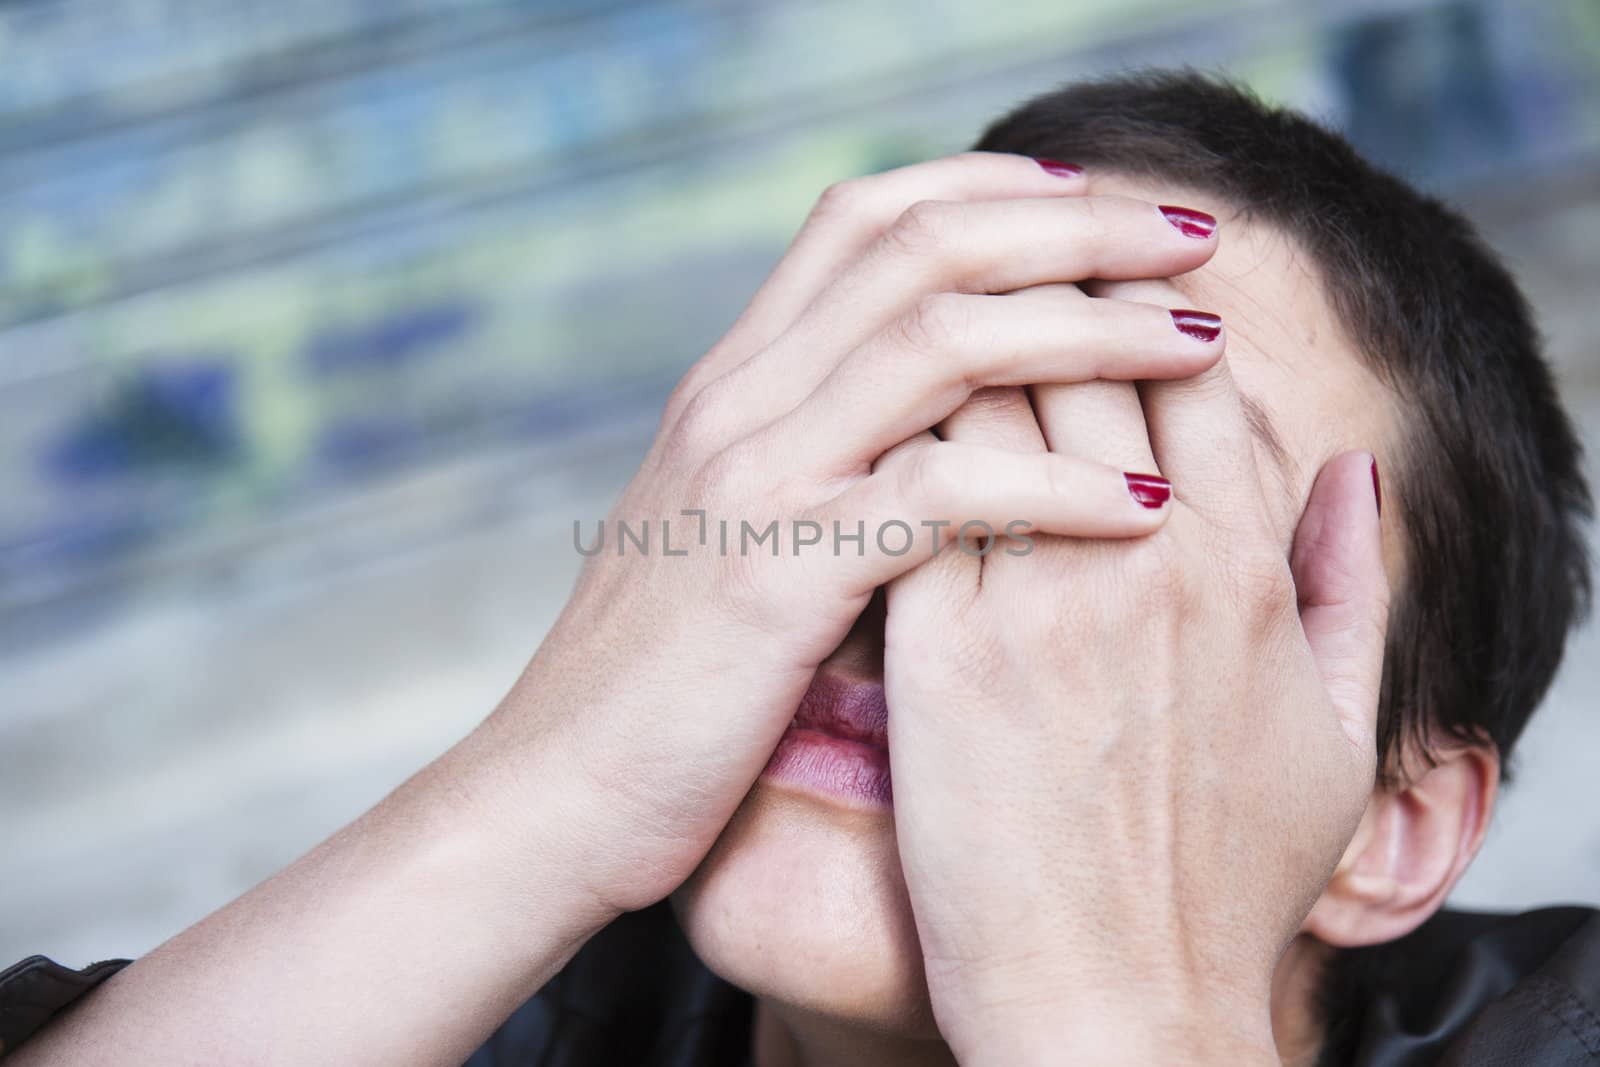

{"left": 972, "top": 70, "right": 1591, "bottom": 782}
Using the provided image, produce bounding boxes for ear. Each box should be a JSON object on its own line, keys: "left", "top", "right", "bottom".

{"left": 1302, "top": 742, "right": 1500, "bottom": 947}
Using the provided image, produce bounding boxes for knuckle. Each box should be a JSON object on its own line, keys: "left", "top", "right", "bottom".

{"left": 952, "top": 385, "right": 1029, "bottom": 427}
{"left": 896, "top": 291, "right": 972, "bottom": 357}
{"left": 1052, "top": 534, "right": 1192, "bottom": 635}
{"left": 872, "top": 431, "right": 935, "bottom": 479}
{"left": 897, "top": 446, "right": 961, "bottom": 512}
{"left": 685, "top": 442, "right": 753, "bottom": 506}
{"left": 811, "top": 176, "right": 870, "bottom": 225}
{"left": 1184, "top": 363, "right": 1237, "bottom": 405}
{"left": 885, "top": 198, "right": 957, "bottom": 260}
{"left": 1041, "top": 453, "right": 1082, "bottom": 502}
{"left": 1077, "top": 194, "right": 1137, "bottom": 250}
{"left": 1076, "top": 193, "right": 1114, "bottom": 230}
{"left": 663, "top": 331, "right": 756, "bottom": 431}
{"left": 662, "top": 363, "right": 714, "bottom": 429}
{"left": 669, "top": 375, "right": 737, "bottom": 457}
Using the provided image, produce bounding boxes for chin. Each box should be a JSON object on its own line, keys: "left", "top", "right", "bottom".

{"left": 670, "top": 780, "right": 942, "bottom": 1038}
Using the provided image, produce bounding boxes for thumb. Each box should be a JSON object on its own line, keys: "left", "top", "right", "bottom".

{"left": 1290, "top": 450, "right": 1389, "bottom": 754}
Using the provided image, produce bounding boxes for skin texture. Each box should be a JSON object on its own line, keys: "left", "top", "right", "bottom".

{"left": 12, "top": 157, "right": 1499, "bottom": 1067}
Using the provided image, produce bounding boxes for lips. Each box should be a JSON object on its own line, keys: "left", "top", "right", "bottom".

{"left": 759, "top": 672, "right": 892, "bottom": 809}
{"left": 792, "top": 673, "right": 888, "bottom": 749}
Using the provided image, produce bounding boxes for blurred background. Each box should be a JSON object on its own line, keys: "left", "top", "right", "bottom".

{"left": 3, "top": 0, "right": 1599, "bottom": 967}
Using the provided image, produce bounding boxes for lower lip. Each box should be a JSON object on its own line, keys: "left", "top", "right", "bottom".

{"left": 759, "top": 725, "right": 892, "bottom": 810}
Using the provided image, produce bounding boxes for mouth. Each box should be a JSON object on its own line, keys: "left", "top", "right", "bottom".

{"left": 758, "top": 672, "right": 892, "bottom": 811}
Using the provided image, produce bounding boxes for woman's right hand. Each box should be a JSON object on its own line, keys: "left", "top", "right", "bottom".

{"left": 467, "top": 153, "right": 1228, "bottom": 923}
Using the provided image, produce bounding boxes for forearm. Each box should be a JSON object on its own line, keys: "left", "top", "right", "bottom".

{"left": 12, "top": 722, "right": 616, "bottom": 1067}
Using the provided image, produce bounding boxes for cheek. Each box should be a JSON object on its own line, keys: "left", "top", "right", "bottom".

{"left": 670, "top": 784, "right": 941, "bottom": 1037}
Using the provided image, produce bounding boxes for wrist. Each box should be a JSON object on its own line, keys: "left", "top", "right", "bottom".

{"left": 417, "top": 712, "right": 625, "bottom": 953}
{"left": 478, "top": 651, "right": 685, "bottom": 919}
{"left": 938, "top": 975, "right": 1278, "bottom": 1067}
{"left": 953, "top": 1008, "right": 1279, "bottom": 1067}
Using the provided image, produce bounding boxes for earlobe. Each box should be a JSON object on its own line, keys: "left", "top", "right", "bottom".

{"left": 1303, "top": 743, "right": 1499, "bottom": 948}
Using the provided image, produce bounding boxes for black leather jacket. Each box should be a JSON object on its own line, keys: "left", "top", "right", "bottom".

{"left": 4, "top": 903, "right": 1599, "bottom": 1065}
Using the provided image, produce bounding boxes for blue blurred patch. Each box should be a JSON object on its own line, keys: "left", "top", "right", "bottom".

{"left": 43, "top": 360, "right": 241, "bottom": 483}
{"left": 315, "top": 413, "right": 426, "bottom": 471}
{"left": 304, "top": 301, "right": 477, "bottom": 375}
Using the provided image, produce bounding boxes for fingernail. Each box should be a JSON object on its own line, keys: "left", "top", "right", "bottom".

{"left": 1160, "top": 204, "right": 1217, "bottom": 239}
{"left": 1171, "top": 309, "right": 1222, "bottom": 342}
{"left": 1034, "top": 158, "right": 1083, "bottom": 178}
{"left": 1125, "top": 472, "right": 1171, "bottom": 509}
{"left": 1371, "top": 456, "right": 1382, "bottom": 517}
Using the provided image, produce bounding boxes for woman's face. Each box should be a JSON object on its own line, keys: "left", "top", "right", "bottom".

{"left": 669, "top": 180, "right": 1402, "bottom": 1038}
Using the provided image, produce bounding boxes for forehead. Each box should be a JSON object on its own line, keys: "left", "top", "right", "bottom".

{"left": 1092, "top": 173, "right": 1403, "bottom": 549}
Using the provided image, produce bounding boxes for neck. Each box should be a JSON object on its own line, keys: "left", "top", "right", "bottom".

{"left": 753, "top": 937, "right": 1338, "bottom": 1067}
{"left": 753, "top": 999, "right": 958, "bottom": 1067}
{"left": 1274, "top": 934, "right": 1338, "bottom": 1067}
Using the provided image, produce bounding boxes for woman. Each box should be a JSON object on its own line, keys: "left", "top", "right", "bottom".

{"left": 3, "top": 73, "right": 1594, "bottom": 1067}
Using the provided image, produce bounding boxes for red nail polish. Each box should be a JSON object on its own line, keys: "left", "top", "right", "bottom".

{"left": 1371, "top": 457, "right": 1382, "bottom": 517}
{"left": 1159, "top": 204, "right": 1217, "bottom": 239}
{"left": 1125, "top": 472, "right": 1171, "bottom": 508}
{"left": 1171, "top": 308, "right": 1222, "bottom": 342}
{"left": 1034, "top": 158, "right": 1083, "bottom": 178}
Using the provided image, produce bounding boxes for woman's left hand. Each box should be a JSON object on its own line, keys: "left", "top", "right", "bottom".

{"left": 882, "top": 282, "right": 1389, "bottom": 1065}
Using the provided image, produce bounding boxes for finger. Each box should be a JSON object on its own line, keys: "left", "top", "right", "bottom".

{"left": 803, "top": 441, "right": 1172, "bottom": 597}
{"left": 934, "top": 382, "right": 1045, "bottom": 574}
{"left": 937, "top": 387, "right": 1046, "bottom": 453}
{"left": 754, "top": 286, "right": 1220, "bottom": 480}
{"left": 1290, "top": 451, "right": 1389, "bottom": 758}
{"left": 932, "top": 262, "right": 1052, "bottom": 455}
{"left": 705, "top": 196, "right": 1221, "bottom": 442}
{"left": 1030, "top": 378, "right": 1151, "bottom": 469}
{"left": 678, "top": 152, "right": 1090, "bottom": 401}
{"left": 1140, "top": 340, "right": 1266, "bottom": 532}
{"left": 875, "top": 431, "right": 983, "bottom": 600}
{"left": 1031, "top": 279, "right": 1220, "bottom": 473}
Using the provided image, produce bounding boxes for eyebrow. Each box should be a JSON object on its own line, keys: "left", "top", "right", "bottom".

{"left": 1238, "top": 391, "right": 1295, "bottom": 479}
